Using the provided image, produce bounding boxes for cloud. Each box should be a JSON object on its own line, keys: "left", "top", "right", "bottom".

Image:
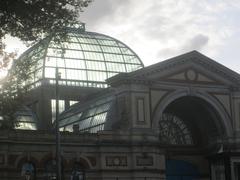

{"left": 182, "top": 34, "right": 209, "bottom": 51}
{"left": 155, "top": 34, "right": 209, "bottom": 60}
{"left": 79, "top": 0, "right": 113, "bottom": 26}
{"left": 156, "top": 48, "right": 178, "bottom": 59}
{"left": 6, "top": 0, "right": 240, "bottom": 73}
{"left": 80, "top": 0, "right": 133, "bottom": 29}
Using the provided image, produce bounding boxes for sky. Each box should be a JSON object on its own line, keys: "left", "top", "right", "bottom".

{"left": 5, "top": 0, "right": 240, "bottom": 73}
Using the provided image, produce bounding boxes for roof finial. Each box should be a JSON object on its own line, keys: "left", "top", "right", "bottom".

{"left": 75, "top": 23, "right": 85, "bottom": 31}
{"left": 66, "top": 22, "right": 85, "bottom": 33}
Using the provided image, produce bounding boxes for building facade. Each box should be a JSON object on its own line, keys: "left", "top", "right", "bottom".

{"left": 0, "top": 25, "right": 240, "bottom": 180}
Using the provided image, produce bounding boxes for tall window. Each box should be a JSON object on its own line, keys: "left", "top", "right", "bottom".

{"left": 21, "top": 162, "right": 35, "bottom": 180}
{"left": 44, "top": 160, "right": 57, "bottom": 180}
{"left": 211, "top": 160, "right": 226, "bottom": 180}
{"left": 231, "top": 160, "right": 240, "bottom": 180}
{"left": 159, "top": 113, "right": 193, "bottom": 145}
{"left": 71, "top": 162, "right": 85, "bottom": 180}
{"left": 51, "top": 99, "right": 65, "bottom": 123}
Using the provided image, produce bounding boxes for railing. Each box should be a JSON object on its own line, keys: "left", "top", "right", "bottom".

{"left": 86, "top": 178, "right": 165, "bottom": 180}
{"left": 0, "top": 176, "right": 165, "bottom": 180}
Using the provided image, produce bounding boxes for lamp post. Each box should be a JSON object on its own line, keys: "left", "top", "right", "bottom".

{"left": 55, "top": 67, "right": 61, "bottom": 180}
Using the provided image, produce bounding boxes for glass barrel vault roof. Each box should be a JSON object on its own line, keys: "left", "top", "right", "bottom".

{"left": 17, "top": 25, "right": 144, "bottom": 88}
{"left": 59, "top": 95, "right": 115, "bottom": 133}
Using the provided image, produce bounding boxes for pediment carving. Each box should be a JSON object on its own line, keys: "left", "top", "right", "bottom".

{"left": 108, "top": 51, "right": 240, "bottom": 88}
{"left": 130, "top": 51, "right": 240, "bottom": 87}
{"left": 163, "top": 68, "right": 220, "bottom": 84}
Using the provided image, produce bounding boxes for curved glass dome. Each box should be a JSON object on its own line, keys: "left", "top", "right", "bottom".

{"left": 17, "top": 24, "right": 144, "bottom": 88}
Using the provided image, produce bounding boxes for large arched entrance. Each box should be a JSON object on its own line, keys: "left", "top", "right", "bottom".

{"left": 161, "top": 96, "right": 226, "bottom": 146}
{"left": 155, "top": 95, "right": 230, "bottom": 180}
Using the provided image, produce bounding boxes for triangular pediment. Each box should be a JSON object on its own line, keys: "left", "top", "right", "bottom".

{"left": 162, "top": 68, "right": 220, "bottom": 84}
{"left": 128, "top": 51, "right": 240, "bottom": 86}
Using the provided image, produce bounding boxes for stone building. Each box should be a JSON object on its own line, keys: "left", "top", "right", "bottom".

{"left": 0, "top": 24, "right": 240, "bottom": 180}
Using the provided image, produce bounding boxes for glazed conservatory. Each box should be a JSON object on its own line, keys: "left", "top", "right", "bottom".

{"left": 1, "top": 24, "right": 240, "bottom": 180}
{"left": 14, "top": 24, "right": 144, "bottom": 130}
{"left": 18, "top": 24, "right": 143, "bottom": 89}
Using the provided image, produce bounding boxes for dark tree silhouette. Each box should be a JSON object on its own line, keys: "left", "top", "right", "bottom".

{"left": 0, "top": 0, "right": 92, "bottom": 128}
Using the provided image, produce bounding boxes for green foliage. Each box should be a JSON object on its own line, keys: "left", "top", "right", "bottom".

{"left": 0, "top": 48, "right": 34, "bottom": 128}
{"left": 0, "top": 0, "right": 92, "bottom": 41}
{"left": 0, "top": 0, "right": 92, "bottom": 129}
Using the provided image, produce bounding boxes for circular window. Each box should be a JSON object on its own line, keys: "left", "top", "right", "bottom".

{"left": 159, "top": 113, "right": 193, "bottom": 145}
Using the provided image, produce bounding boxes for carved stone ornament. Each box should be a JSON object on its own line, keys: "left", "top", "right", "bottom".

{"left": 106, "top": 156, "right": 127, "bottom": 167}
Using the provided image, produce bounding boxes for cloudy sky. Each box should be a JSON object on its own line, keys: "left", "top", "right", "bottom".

{"left": 80, "top": 0, "right": 240, "bottom": 73}
{"left": 6, "top": 0, "right": 240, "bottom": 72}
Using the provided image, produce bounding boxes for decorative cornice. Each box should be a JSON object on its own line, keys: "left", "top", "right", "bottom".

{"left": 139, "top": 56, "right": 239, "bottom": 83}
{"left": 108, "top": 51, "right": 240, "bottom": 87}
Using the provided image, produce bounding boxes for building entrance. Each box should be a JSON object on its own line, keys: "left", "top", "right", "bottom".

{"left": 166, "top": 160, "right": 200, "bottom": 180}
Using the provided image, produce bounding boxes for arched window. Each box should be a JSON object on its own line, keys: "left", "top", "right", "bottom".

{"left": 159, "top": 113, "right": 193, "bottom": 145}
{"left": 71, "top": 162, "right": 85, "bottom": 180}
{"left": 21, "top": 162, "right": 35, "bottom": 180}
{"left": 44, "top": 160, "right": 57, "bottom": 180}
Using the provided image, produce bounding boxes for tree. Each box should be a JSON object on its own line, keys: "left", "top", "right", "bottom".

{"left": 0, "top": 0, "right": 92, "bottom": 70}
{"left": 0, "top": 50, "right": 34, "bottom": 128}
{"left": 0, "top": 0, "right": 91, "bottom": 41}
{"left": 0, "top": 0, "right": 92, "bottom": 128}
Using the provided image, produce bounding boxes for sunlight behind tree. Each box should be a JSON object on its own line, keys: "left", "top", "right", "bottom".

{"left": 0, "top": 0, "right": 93, "bottom": 128}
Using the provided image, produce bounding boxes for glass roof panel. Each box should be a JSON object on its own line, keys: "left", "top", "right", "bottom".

{"left": 65, "top": 69, "right": 87, "bottom": 80}
{"left": 80, "top": 37, "right": 98, "bottom": 44}
{"left": 47, "top": 48, "right": 63, "bottom": 57}
{"left": 81, "top": 44, "right": 102, "bottom": 51}
{"left": 101, "top": 46, "right": 121, "bottom": 53}
{"left": 15, "top": 107, "right": 38, "bottom": 130}
{"left": 59, "top": 95, "right": 115, "bottom": 133}
{"left": 120, "top": 47, "right": 133, "bottom": 55}
{"left": 58, "top": 68, "right": 67, "bottom": 79}
{"left": 16, "top": 122, "right": 37, "bottom": 130}
{"left": 126, "top": 64, "right": 143, "bottom": 72}
{"left": 97, "top": 39, "right": 117, "bottom": 46}
{"left": 66, "top": 36, "right": 80, "bottom": 43}
{"left": 91, "top": 113, "right": 107, "bottom": 126}
{"left": 89, "top": 125, "right": 104, "bottom": 133}
{"left": 64, "top": 49, "right": 84, "bottom": 59}
{"left": 86, "top": 61, "right": 106, "bottom": 71}
{"left": 123, "top": 55, "right": 140, "bottom": 63}
{"left": 59, "top": 112, "right": 82, "bottom": 126}
{"left": 65, "top": 59, "right": 86, "bottom": 69}
{"left": 79, "top": 118, "right": 92, "bottom": 130}
{"left": 106, "top": 62, "right": 126, "bottom": 72}
{"left": 94, "top": 35, "right": 112, "bottom": 40}
{"left": 15, "top": 27, "right": 144, "bottom": 88}
{"left": 104, "top": 53, "right": 124, "bottom": 62}
{"left": 107, "top": 72, "right": 118, "bottom": 79}
{"left": 63, "top": 41, "right": 82, "bottom": 50}
{"left": 84, "top": 51, "right": 104, "bottom": 60}
{"left": 87, "top": 71, "right": 107, "bottom": 82}
{"left": 45, "top": 67, "right": 56, "bottom": 78}
{"left": 45, "top": 57, "right": 57, "bottom": 67}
